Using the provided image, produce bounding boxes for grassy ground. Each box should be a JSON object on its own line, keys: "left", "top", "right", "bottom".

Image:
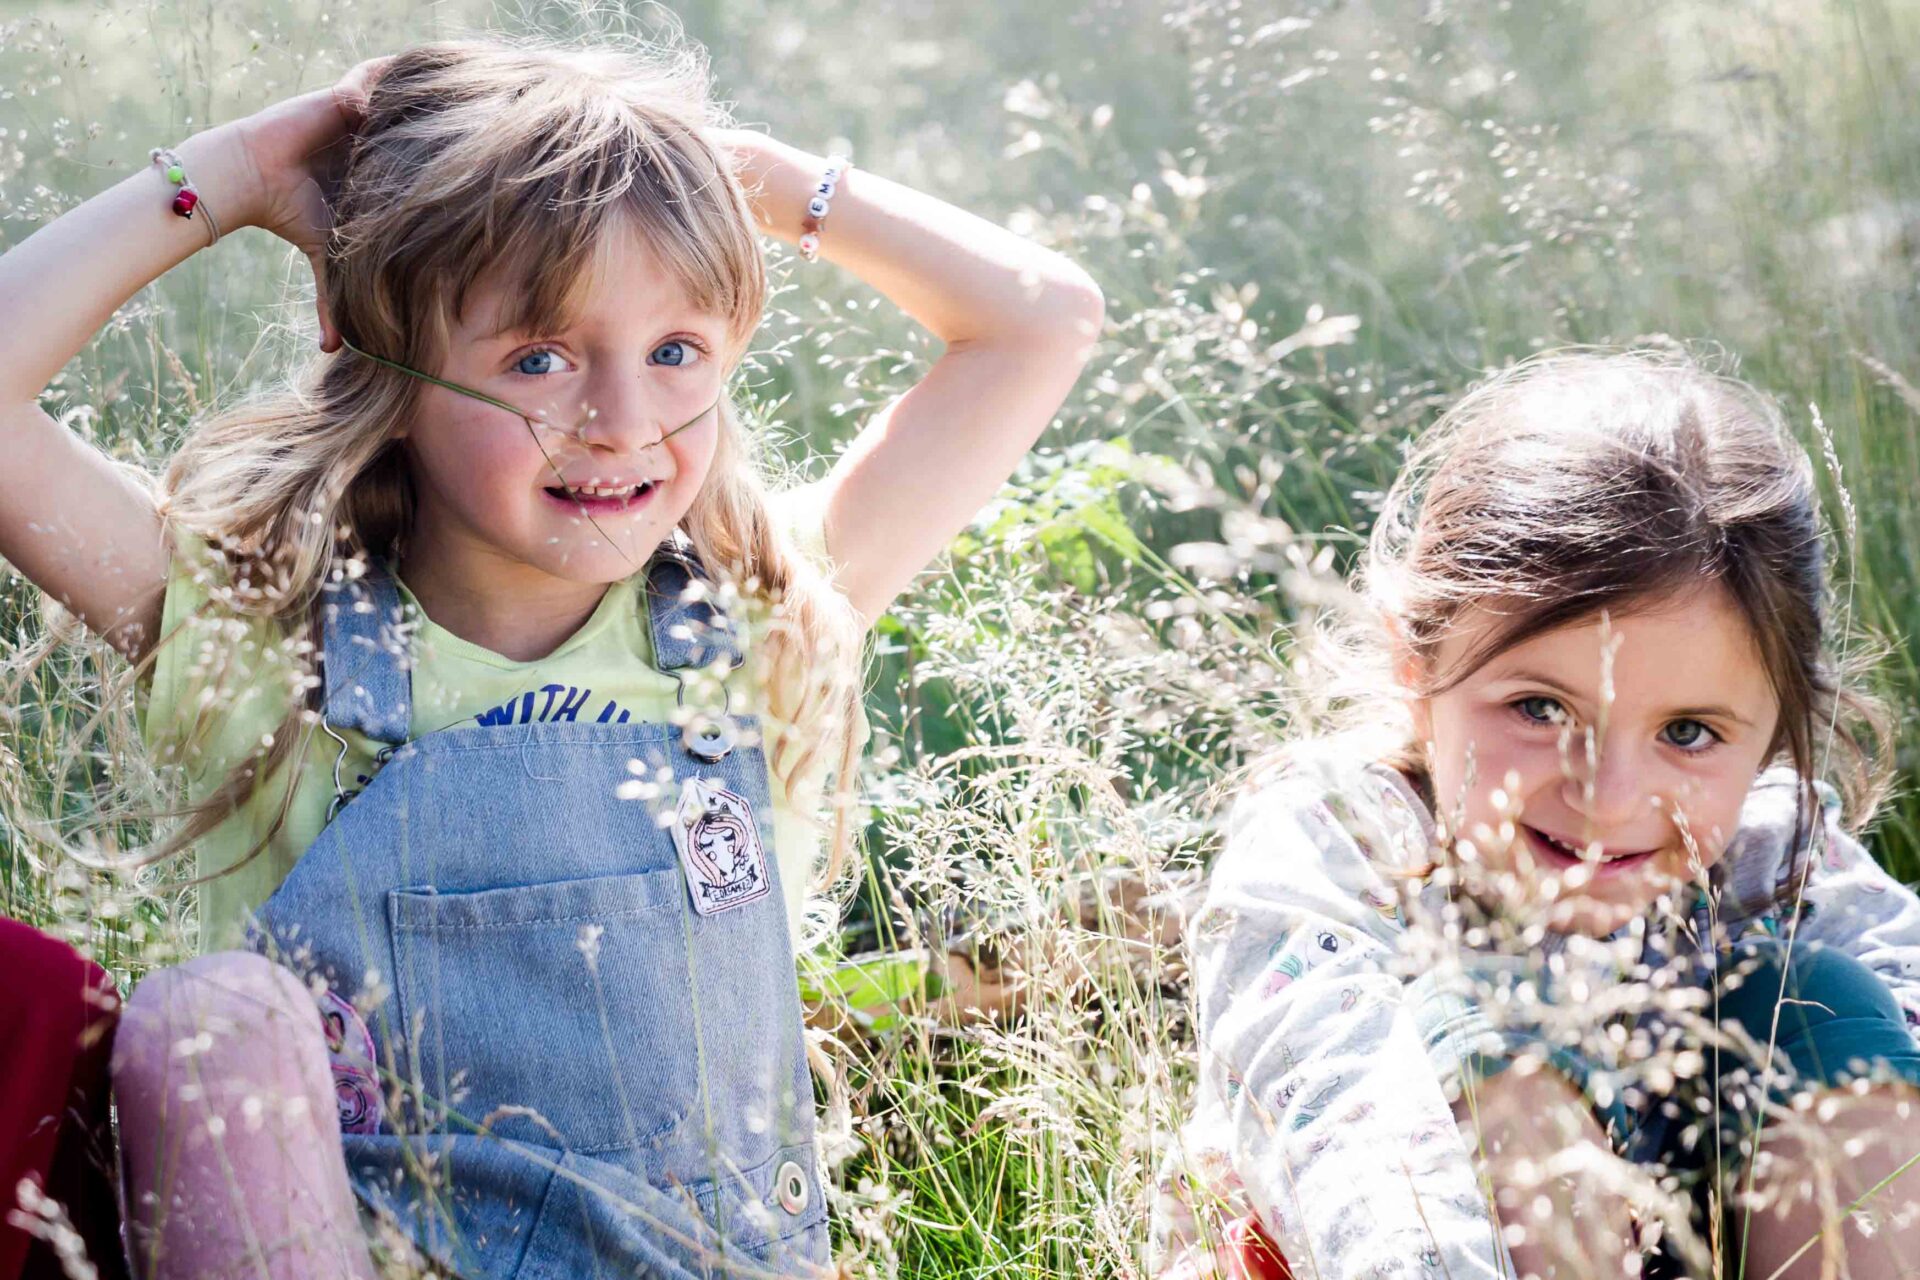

{"left": 2, "top": 0, "right": 1918, "bottom": 1276}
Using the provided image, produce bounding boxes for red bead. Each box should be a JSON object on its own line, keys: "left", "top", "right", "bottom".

{"left": 171, "top": 187, "right": 198, "bottom": 218}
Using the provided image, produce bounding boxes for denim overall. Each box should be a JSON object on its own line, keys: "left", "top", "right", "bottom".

{"left": 250, "top": 546, "right": 830, "bottom": 1278}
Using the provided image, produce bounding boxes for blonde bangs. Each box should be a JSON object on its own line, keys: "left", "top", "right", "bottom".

{"left": 415, "top": 74, "right": 764, "bottom": 359}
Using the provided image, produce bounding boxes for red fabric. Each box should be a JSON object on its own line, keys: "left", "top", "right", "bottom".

{"left": 1222, "top": 1217, "right": 1292, "bottom": 1280}
{"left": 1163, "top": 1217, "right": 1294, "bottom": 1280}
{"left": 0, "top": 918, "right": 127, "bottom": 1280}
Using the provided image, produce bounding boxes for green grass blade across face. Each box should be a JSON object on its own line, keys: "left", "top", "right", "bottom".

{"left": 337, "top": 335, "right": 720, "bottom": 568}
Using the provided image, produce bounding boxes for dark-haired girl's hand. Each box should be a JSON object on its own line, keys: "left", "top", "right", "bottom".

{"left": 234, "top": 55, "right": 396, "bottom": 352}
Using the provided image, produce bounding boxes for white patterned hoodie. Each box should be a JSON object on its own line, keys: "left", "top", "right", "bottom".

{"left": 1150, "top": 746, "right": 1920, "bottom": 1280}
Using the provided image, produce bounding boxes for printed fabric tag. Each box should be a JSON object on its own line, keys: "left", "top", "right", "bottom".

{"left": 672, "top": 776, "right": 772, "bottom": 917}
{"left": 317, "top": 989, "right": 381, "bottom": 1135}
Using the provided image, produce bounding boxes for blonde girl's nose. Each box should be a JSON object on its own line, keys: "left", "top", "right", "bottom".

{"left": 569, "top": 381, "right": 672, "bottom": 452}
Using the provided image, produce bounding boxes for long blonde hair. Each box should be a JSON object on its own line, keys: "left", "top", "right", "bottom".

{"left": 155, "top": 35, "right": 865, "bottom": 881}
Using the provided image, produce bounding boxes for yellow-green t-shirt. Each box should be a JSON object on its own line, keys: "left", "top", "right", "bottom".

{"left": 141, "top": 483, "right": 858, "bottom": 954}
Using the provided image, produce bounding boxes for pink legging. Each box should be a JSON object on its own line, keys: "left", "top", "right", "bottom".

{"left": 111, "top": 952, "right": 376, "bottom": 1280}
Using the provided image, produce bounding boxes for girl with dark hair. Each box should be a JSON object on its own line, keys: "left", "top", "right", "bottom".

{"left": 1153, "top": 349, "right": 1920, "bottom": 1280}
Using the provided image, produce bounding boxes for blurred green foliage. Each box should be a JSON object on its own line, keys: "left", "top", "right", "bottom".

{"left": 1, "top": 0, "right": 1917, "bottom": 1274}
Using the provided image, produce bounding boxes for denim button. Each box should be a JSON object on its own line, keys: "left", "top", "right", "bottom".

{"left": 683, "top": 717, "right": 737, "bottom": 763}
{"left": 775, "top": 1160, "right": 809, "bottom": 1214}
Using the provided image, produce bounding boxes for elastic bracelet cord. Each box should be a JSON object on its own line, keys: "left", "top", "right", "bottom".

{"left": 797, "top": 154, "right": 850, "bottom": 263}
{"left": 149, "top": 146, "right": 222, "bottom": 248}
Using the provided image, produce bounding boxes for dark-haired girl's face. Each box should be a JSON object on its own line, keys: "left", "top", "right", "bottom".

{"left": 1406, "top": 587, "right": 1781, "bottom": 936}
{"left": 400, "top": 224, "right": 731, "bottom": 599}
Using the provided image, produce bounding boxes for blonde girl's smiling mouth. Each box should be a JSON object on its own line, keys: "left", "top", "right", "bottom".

{"left": 540, "top": 475, "right": 663, "bottom": 515}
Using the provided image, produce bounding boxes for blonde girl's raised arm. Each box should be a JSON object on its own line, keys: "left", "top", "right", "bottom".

{"left": 720, "top": 131, "right": 1105, "bottom": 625}
{"left": 0, "top": 59, "right": 387, "bottom": 661}
{"left": 0, "top": 127, "right": 262, "bottom": 659}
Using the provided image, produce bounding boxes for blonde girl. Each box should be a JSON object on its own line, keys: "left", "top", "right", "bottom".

{"left": 0, "top": 35, "right": 1101, "bottom": 1280}
{"left": 1152, "top": 351, "right": 1920, "bottom": 1280}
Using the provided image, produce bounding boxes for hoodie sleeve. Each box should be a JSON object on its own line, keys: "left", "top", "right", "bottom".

{"left": 1191, "top": 763, "right": 1509, "bottom": 1279}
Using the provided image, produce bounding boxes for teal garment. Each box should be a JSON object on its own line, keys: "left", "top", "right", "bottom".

{"left": 1425, "top": 935, "right": 1920, "bottom": 1165}
{"left": 247, "top": 544, "right": 829, "bottom": 1278}
{"left": 1715, "top": 937, "right": 1920, "bottom": 1088}
{"left": 1642, "top": 938, "right": 1920, "bottom": 1280}
{"left": 1680, "top": 937, "right": 1920, "bottom": 1139}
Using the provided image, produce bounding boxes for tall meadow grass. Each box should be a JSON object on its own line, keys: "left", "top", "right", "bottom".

{"left": 2, "top": 0, "right": 1917, "bottom": 1275}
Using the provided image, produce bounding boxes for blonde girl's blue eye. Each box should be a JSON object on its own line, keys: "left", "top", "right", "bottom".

{"left": 649, "top": 339, "right": 702, "bottom": 368}
{"left": 1663, "top": 718, "right": 1720, "bottom": 753}
{"left": 509, "top": 339, "right": 706, "bottom": 379}
{"left": 512, "top": 346, "right": 572, "bottom": 378}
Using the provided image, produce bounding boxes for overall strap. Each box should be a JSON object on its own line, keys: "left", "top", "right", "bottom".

{"left": 646, "top": 535, "right": 746, "bottom": 674}
{"left": 319, "top": 563, "right": 413, "bottom": 747}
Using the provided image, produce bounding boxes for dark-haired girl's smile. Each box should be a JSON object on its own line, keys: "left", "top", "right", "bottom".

{"left": 1410, "top": 587, "right": 1781, "bottom": 935}
{"left": 1520, "top": 824, "right": 1657, "bottom": 878}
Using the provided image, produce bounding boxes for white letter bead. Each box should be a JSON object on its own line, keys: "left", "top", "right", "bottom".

{"left": 807, "top": 195, "right": 831, "bottom": 219}
{"left": 815, "top": 179, "right": 836, "bottom": 198}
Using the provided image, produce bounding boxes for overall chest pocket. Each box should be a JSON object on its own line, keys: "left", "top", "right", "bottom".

{"left": 386, "top": 862, "right": 815, "bottom": 1176}
{"left": 388, "top": 869, "right": 700, "bottom": 1156}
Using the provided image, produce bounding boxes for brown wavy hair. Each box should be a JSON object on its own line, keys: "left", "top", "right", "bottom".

{"left": 1273, "top": 346, "right": 1891, "bottom": 857}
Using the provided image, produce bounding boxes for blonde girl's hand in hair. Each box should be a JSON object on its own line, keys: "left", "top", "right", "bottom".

{"left": 235, "top": 55, "right": 394, "bottom": 352}
{"left": 0, "top": 59, "right": 387, "bottom": 659}
{"left": 709, "top": 128, "right": 1105, "bottom": 625}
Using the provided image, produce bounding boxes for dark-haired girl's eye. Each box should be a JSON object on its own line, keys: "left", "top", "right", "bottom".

{"left": 649, "top": 339, "right": 704, "bottom": 368}
{"left": 1513, "top": 695, "right": 1569, "bottom": 728}
{"left": 1663, "top": 718, "right": 1720, "bottom": 753}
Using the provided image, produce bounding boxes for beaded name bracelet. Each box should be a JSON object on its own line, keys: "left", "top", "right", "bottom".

{"left": 149, "top": 146, "right": 222, "bottom": 248}
{"left": 797, "top": 154, "right": 849, "bottom": 263}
